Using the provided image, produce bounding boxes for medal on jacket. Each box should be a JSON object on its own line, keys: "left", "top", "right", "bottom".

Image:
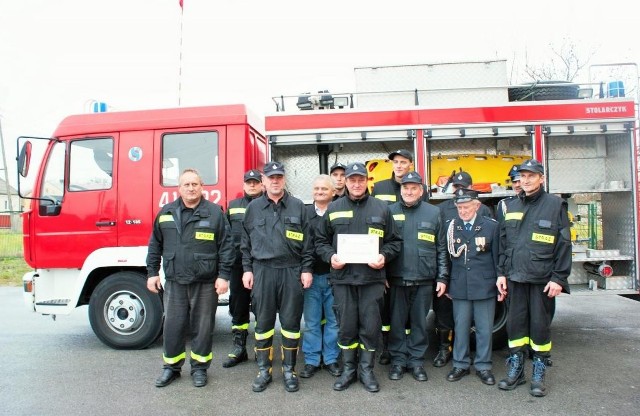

{"left": 475, "top": 236, "right": 485, "bottom": 251}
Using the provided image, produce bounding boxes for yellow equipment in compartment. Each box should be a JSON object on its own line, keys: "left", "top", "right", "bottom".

{"left": 431, "top": 154, "right": 528, "bottom": 193}
{"left": 365, "top": 154, "right": 528, "bottom": 194}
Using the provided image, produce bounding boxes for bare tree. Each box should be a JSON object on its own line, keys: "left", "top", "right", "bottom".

{"left": 522, "top": 38, "right": 596, "bottom": 82}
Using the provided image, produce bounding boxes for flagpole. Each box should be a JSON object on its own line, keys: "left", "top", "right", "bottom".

{"left": 178, "top": 1, "right": 184, "bottom": 106}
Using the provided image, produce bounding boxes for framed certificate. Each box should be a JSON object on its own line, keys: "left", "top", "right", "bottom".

{"left": 336, "top": 234, "right": 379, "bottom": 264}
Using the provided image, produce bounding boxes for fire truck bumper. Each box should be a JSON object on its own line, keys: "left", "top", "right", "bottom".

{"left": 22, "top": 272, "right": 37, "bottom": 311}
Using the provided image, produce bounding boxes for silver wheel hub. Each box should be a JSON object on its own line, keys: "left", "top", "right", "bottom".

{"left": 104, "top": 291, "right": 146, "bottom": 335}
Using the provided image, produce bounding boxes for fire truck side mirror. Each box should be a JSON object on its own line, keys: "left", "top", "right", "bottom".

{"left": 18, "top": 140, "right": 32, "bottom": 178}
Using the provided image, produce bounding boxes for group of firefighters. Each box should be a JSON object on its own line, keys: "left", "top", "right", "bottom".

{"left": 145, "top": 148, "right": 571, "bottom": 399}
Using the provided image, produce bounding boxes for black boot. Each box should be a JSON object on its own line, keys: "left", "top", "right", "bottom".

{"left": 378, "top": 331, "right": 391, "bottom": 365}
{"left": 358, "top": 350, "right": 380, "bottom": 393}
{"left": 281, "top": 347, "right": 300, "bottom": 393}
{"left": 530, "top": 356, "right": 547, "bottom": 397}
{"left": 333, "top": 349, "right": 357, "bottom": 391}
{"left": 223, "top": 329, "right": 249, "bottom": 368}
{"left": 432, "top": 329, "right": 453, "bottom": 367}
{"left": 498, "top": 351, "right": 526, "bottom": 391}
{"left": 252, "top": 347, "right": 273, "bottom": 392}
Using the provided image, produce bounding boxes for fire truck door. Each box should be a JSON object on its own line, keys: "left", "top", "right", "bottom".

{"left": 33, "top": 135, "right": 118, "bottom": 268}
{"left": 117, "top": 131, "right": 155, "bottom": 247}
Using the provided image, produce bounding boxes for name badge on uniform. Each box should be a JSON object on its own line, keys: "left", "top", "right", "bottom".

{"left": 532, "top": 233, "right": 555, "bottom": 244}
{"left": 368, "top": 228, "right": 384, "bottom": 238}
{"left": 195, "top": 231, "right": 215, "bottom": 241}
{"left": 417, "top": 232, "right": 435, "bottom": 242}
{"left": 286, "top": 230, "right": 304, "bottom": 241}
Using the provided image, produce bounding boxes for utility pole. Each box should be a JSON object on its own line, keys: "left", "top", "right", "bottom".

{"left": 0, "top": 117, "right": 14, "bottom": 215}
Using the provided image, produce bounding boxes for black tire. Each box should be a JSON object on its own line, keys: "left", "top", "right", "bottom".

{"left": 88, "top": 271, "right": 163, "bottom": 350}
{"left": 508, "top": 81, "right": 579, "bottom": 102}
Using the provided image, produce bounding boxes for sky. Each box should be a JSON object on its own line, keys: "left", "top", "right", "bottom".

{"left": 1, "top": 0, "right": 640, "bottom": 188}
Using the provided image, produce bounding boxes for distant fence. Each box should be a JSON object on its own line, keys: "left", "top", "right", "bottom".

{"left": 0, "top": 212, "right": 23, "bottom": 258}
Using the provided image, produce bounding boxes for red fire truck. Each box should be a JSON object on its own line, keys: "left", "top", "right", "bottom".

{"left": 18, "top": 60, "right": 639, "bottom": 349}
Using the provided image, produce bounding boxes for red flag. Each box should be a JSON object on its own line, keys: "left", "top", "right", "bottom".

{"left": 179, "top": 0, "right": 183, "bottom": 9}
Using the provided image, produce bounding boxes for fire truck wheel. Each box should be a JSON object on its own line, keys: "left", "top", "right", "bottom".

{"left": 88, "top": 272, "right": 163, "bottom": 350}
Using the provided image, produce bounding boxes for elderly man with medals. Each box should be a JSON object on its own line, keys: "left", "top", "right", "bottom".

{"left": 444, "top": 188, "right": 500, "bottom": 385}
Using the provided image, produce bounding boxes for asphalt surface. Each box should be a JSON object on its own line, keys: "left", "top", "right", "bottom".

{"left": 1, "top": 286, "right": 639, "bottom": 416}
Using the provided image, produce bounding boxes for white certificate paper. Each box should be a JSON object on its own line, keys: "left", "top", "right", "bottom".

{"left": 336, "top": 234, "right": 379, "bottom": 264}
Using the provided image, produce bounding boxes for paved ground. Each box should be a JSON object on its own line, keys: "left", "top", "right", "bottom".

{"left": 1, "top": 287, "right": 639, "bottom": 416}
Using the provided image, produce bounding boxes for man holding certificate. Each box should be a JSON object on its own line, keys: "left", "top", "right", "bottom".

{"left": 315, "top": 162, "right": 402, "bottom": 393}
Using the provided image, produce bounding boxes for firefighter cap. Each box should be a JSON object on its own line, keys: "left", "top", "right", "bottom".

{"left": 508, "top": 165, "right": 521, "bottom": 182}
{"left": 243, "top": 169, "right": 262, "bottom": 182}
{"left": 330, "top": 162, "right": 347, "bottom": 173}
{"left": 401, "top": 171, "right": 423, "bottom": 184}
{"left": 453, "top": 188, "right": 479, "bottom": 203}
{"left": 263, "top": 161, "right": 285, "bottom": 177}
{"left": 519, "top": 159, "right": 544, "bottom": 175}
{"left": 388, "top": 149, "right": 413, "bottom": 162}
{"left": 344, "top": 162, "right": 367, "bottom": 177}
{"left": 452, "top": 171, "right": 472, "bottom": 187}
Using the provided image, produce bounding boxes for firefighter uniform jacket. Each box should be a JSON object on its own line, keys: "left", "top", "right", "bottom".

{"left": 315, "top": 194, "right": 402, "bottom": 285}
{"left": 146, "top": 198, "right": 234, "bottom": 284}
{"left": 241, "top": 192, "right": 314, "bottom": 273}
{"left": 371, "top": 177, "right": 429, "bottom": 204}
{"left": 227, "top": 194, "right": 257, "bottom": 265}
{"left": 306, "top": 204, "right": 330, "bottom": 275}
{"left": 495, "top": 196, "right": 517, "bottom": 223}
{"left": 387, "top": 200, "right": 449, "bottom": 285}
{"left": 497, "top": 188, "right": 572, "bottom": 293}
{"left": 447, "top": 215, "right": 499, "bottom": 300}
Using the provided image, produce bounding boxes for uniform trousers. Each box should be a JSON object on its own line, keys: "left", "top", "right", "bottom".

{"left": 433, "top": 283, "right": 455, "bottom": 331}
{"left": 162, "top": 280, "right": 217, "bottom": 373}
{"left": 229, "top": 262, "right": 252, "bottom": 329}
{"left": 452, "top": 297, "right": 495, "bottom": 370}
{"left": 251, "top": 262, "right": 303, "bottom": 349}
{"left": 506, "top": 280, "right": 555, "bottom": 357}
{"left": 332, "top": 282, "right": 385, "bottom": 350}
{"left": 388, "top": 283, "right": 432, "bottom": 368}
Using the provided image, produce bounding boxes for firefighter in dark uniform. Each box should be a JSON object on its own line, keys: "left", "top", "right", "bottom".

{"left": 315, "top": 162, "right": 402, "bottom": 393}
{"left": 370, "top": 149, "right": 428, "bottom": 365}
{"left": 387, "top": 172, "right": 449, "bottom": 382}
{"left": 147, "top": 168, "right": 234, "bottom": 388}
{"left": 496, "top": 159, "right": 571, "bottom": 397}
{"left": 222, "top": 169, "right": 263, "bottom": 368}
{"left": 496, "top": 165, "right": 522, "bottom": 223}
{"left": 241, "top": 162, "right": 314, "bottom": 393}
{"left": 445, "top": 188, "right": 500, "bottom": 386}
{"left": 330, "top": 162, "right": 347, "bottom": 200}
{"left": 433, "top": 171, "right": 493, "bottom": 368}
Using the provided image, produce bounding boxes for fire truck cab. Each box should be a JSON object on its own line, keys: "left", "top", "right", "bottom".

{"left": 18, "top": 104, "right": 267, "bottom": 349}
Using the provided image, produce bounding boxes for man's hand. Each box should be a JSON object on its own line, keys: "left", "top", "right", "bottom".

{"left": 368, "top": 254, "right": 385, "bottom": 270}
{"left": 435, "top": 282, "right": 447, "bottom": 297}
{"left": 301, "top": 272, "right": 313, "bottom": 289}
{"left": 215, "top": 278, "right": 229, "bottom": 295}
{"left": 543, "top": 281, "right": 563, "bottom": 298}
{"left": 331, "top": 254, "right": 346, "bottom": 270}
{"left": 147, "top": 276, "right": 162, "bottom": 293}
{"left": 242, "top": 272, "right": 254, "bottom": 290}
{"left": 496, "top": 276, "right": 508, "bottom": 301}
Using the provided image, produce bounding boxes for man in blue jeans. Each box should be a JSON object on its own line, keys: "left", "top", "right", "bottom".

{"left": 300, "top": 175, "right": 342, "bottom": 378}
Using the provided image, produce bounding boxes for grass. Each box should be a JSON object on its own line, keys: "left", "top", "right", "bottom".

{"left": 0, "top": 257, "right": 31, "bottom": 286}
{"left": 0, "top": 230, "right": 29, "bottom": 286}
